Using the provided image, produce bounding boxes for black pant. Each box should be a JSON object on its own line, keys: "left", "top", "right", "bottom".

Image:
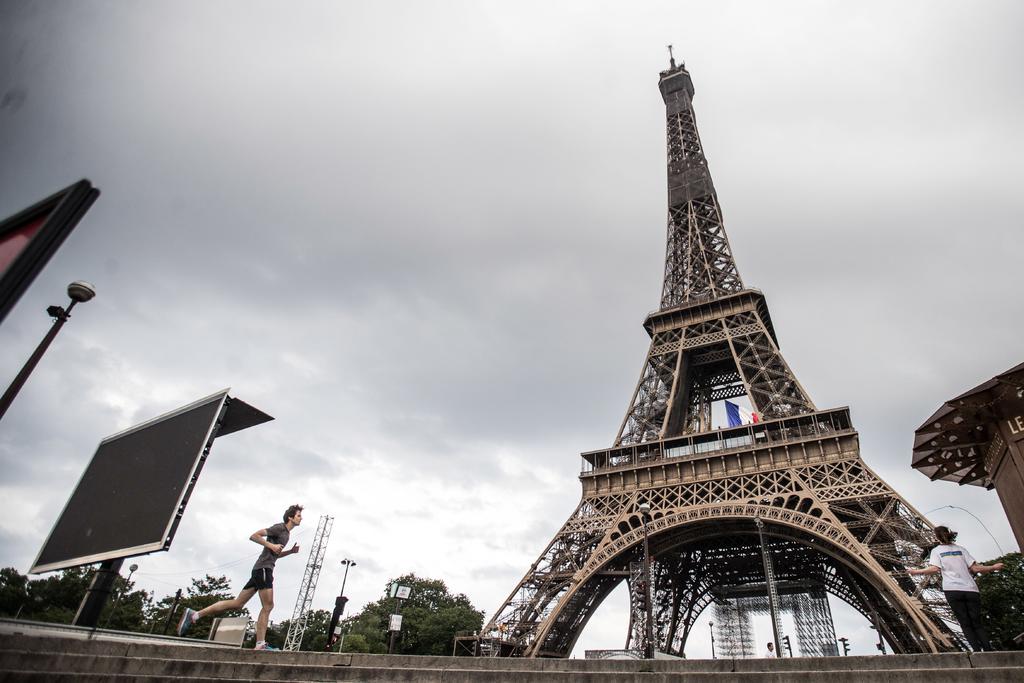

{"left": 944, "top": 590, "right": 991, "bottom": 651}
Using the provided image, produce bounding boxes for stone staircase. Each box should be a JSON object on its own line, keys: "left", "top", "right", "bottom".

{"left": 2, "top": 632, "right": 1024, "bottom": 681}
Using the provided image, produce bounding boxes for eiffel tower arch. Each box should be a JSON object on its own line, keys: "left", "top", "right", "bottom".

{"left": 481, "top": 58, "right": 960, "bottom": 658}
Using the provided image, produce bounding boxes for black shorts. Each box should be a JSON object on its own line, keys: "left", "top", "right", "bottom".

{"left": 243, "top": 567, "right": 274, "bottom": 590}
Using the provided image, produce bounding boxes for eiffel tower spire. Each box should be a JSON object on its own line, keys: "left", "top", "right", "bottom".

{"left": 614, "top": 63, "right": 812, "bottom": 446}
{"left": 658, "top": 60, "right": 743, "bottom": 309}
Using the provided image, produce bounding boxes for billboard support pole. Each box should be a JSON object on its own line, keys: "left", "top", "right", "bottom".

{"left": 72, "top": 557, "right": 123, "bottom": 627}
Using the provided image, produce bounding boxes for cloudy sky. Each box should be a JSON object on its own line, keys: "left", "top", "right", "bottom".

{"left": 1, "top": 0, "right": 1021, "bottom": 658}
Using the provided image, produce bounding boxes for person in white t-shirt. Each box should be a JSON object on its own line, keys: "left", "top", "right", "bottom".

{"left": 908, "top": 525, "right": 1004, "bottom": 651}
{"left": 764, "top": 641, "right": 777, "bottom": 658}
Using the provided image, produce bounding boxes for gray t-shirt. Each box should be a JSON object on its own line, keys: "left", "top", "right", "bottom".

{"left": 252, "top": 522, "right": 290, "bottom": 571}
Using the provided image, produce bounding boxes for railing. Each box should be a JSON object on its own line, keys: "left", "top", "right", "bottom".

{"left": 581, "top": 408, "right": 854, "bottom": 476}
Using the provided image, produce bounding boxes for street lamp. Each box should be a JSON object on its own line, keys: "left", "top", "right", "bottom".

{"left": 638, "top": 502, "right": 654, "bottom": 659}
{"left": 330, "top": 559, "right": 356, "bottom": 651}
{"left": 709, "top": 621, "right": 716, "bottom": 659}
{"left": 0, "top": 281, "right": 96, "bottom": 422}
{"left": 340, "top": 559, "right": 356, "bottom": 597}
{"left": 102, "top": 562, "right": 138, "bottom": 629}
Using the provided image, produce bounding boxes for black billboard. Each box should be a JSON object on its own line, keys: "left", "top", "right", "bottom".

{"left": 0, "top": 180, "right": 99, "bottom": 325}
{"left": 30, "top": 391, "right": 232, "bottom": 574}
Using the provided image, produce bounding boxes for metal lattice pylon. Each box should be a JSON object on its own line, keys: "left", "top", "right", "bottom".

{"left": 713, "top": 599, "right": 753, "bottom": 658}
{"left": 283, "top": 514, "right": 333, "bottom": 651}
{"left": 712, "top": 583, "right": 839, "bottom": 658}
{"left": 481, "top": 57, "right": 961, "bottom": 658}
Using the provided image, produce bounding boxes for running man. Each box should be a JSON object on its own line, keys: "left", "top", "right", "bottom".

{"left": 177, "top": 504, "right": 303, "bottom": 650}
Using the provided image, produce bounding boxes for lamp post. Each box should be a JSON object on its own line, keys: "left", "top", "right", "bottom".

{"left": 709, "top": 621, "right": 716, "bottom": 659}
{"left": 102, "top": 563, "right": 138, "bottom": 629}
{"left": 339, "top": 559, "right": 355, "bottom": 597}
{"left": 639, "top": 502, "right": 655, "bottom": 659}
{"left": 0, "top": 281, "right": 96, "bottom": 422}
{"left": 754, "top": 517, "right": 782, "bottom": 658}
{"left": 330, "top": 559, "right": 356, "bottom": 651}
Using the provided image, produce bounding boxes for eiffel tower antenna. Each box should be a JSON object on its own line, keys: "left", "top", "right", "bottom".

{"left": 283, "top": 514, "right": 334, "bottom": 651}
{"left": 667, "top": 45, "right": 676, "bottom": 69}
{"left": 479, "top": 63, "right": 960, "bottom": 659}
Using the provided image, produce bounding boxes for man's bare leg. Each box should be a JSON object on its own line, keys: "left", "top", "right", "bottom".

{"left": 178, "top": 587, "right": 256, "bottom": 637}
{"left": 255, "top": 588, "right": 274, "bottom": 644}
{"left": 196, "top": 588, "right": 256, "bottom": 620}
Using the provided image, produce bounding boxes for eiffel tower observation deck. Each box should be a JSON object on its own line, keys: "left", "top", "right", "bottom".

{"left": 478, "top": 57, "right": 960, "bottom": 659}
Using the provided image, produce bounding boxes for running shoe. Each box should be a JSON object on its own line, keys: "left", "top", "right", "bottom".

{"left": 176, "top": 607, "right": 196, "bottom": 637}
{"left": 254, "top": 642, "right": 279, "bottom": 651}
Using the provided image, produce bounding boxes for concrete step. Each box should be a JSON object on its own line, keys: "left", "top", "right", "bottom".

{"left": 2, "top": 665, "right": 1024, "bottom": 683}
{"left": 0, "top": 650, "right": 352, "bottom": 681}
{"left": 0, "top": 674, "right": 295, "bottom": 683}
{"left": 1, "top": 633, "right": 1023, "bottom": 682}
{"left": 4, "top": 634, "right": 1023, "bottom": 672}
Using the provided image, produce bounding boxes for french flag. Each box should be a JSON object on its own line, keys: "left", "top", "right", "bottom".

{"left": 725, "top": 400, "right": 760, "bottom": 427}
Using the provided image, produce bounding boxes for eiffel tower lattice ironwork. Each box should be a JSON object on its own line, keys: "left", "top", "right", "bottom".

{"left": 481, "top": 58, "right": 960, "bottom": 658}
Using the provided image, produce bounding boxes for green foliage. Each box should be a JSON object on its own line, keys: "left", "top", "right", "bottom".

{"left": 0, "top": 566, "right": 94, "bottom": 624}
{"left": 341, "top": 610, "right": 389, "bottom": 653}
{"left": 97, "top": 574, "right": 152, "bottom": 631}
{"left": 977, "top": 552, "right": 1024, "bottom": 650}
{"left": 1, "top": 566, "right": 256, "bottom": 640}
{"left": 340, "top": 573, "right": 484, "bottom": 656}
{"left": 0, "top": 567, "right": 29, "bottom": 617}
{"left": 273, "top": 609, "right": 332, "bottom": 651}
{"left": 340, "top": 632, "right": 370, "bottom": 653}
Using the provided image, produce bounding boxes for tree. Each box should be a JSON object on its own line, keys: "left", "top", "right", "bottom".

{"left": 977, "top": 551, "right": 1024, "bottom": 650}
{"left": 341, "top": 573, "right": 484, "bottom": 656}
{"left": 97, "top": 573, "right": 152, "bottom": 631}
{"left": 274, "top": 609, "right": 332, "bottom": 651}
{"left": 0, "top": 566, "right": 94, "bottom": 624}
{"left": 0, "top": 567, "right": 30, "bottom": 618}
{"left": 340, "top": 632, "right": 370, "bottom": 653}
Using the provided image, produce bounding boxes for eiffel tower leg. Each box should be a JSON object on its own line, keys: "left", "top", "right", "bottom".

{"left": 485, "top": 497, "right": 631, "bottom": 657}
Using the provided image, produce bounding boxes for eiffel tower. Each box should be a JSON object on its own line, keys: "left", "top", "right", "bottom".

{"left": 482, "top": 57, "right": 959, "bottom": 658}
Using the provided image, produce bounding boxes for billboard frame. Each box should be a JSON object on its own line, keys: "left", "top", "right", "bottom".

{"left": 29, "top": 389, "right": 232, "bottom": 574}
{"left": 0, "top": 179, "right": 99, "bottom": 325}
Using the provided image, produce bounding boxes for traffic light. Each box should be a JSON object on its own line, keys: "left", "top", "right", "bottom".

{"left": 838, "top": 637, "right": 850, "bottom": 656}
{"left": 781, "top": 635, "right": 793, "bottom": 657}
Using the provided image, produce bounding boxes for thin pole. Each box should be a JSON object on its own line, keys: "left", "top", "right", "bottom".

{"left": 710, "top": 621, "right": 716, "bottom": 659}
{"left": 755, "top": 518, "right": 782, "bottom": 657}
{"left": 642, "top": 512, "right": 655, "bottom": 658}
{"left": 101, "top": 565, "right": 136, "bottom": 629}
{"left": 163, "top": 589, "right": 183, "bottom": 635}
{"left": 0, "top": 300, "right": 77, "bottom": 421}
{"left": 340, "top": 561, "right": 352, "bottom": 597}
{"left": 388, "top": 596, "right": 403, "bottom": 654}
{"left": 330, "top": 560, "right": 354, "bottom": 652}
